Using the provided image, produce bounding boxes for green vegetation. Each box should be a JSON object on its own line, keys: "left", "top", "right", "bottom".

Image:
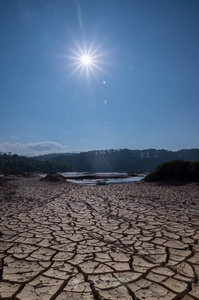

{"left": 0, "top": 154, "right": 72, "bottom": 174}
{"left": 144, "top": 159, "right": 199, "bottom": 183}
{"left": 34, "top": 148, "right": 199, "bottom": 172}
{"left": 1, "top": 149, "right": 199, "bottom": 174}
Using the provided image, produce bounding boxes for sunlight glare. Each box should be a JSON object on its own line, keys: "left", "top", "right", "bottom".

{"left": 81, "top": 55, "right": 92, "bottom": 65}
{"left": 66, "top": 40, "right": 108, "bottom": 79}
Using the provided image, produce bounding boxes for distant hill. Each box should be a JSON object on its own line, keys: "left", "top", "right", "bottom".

{"left": 33, "top": 148, "right": 199, "bottom": 172}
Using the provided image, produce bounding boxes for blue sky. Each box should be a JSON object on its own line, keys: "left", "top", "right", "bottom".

{"left": 0, "top": 0, "right": 199, "bottom": 156}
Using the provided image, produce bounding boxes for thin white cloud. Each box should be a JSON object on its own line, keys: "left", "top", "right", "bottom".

{"left": 0, "top": 141, "right": 69, "bottom": 156}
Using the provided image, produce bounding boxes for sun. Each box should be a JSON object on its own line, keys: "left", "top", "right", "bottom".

{"left": 81, "top": 55, "right": 92, "bottom": 65}
{"left": 67, "top": 42, "right": 106, "bottom": 78}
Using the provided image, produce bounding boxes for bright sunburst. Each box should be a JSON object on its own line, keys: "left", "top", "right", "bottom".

{"left": 81, "top": 55, "right": 92, "bottom": 65}
{"left": 67, "top": 41, "right": 106, "bottom": 78}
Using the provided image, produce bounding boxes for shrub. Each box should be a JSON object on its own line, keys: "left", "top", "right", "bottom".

{"left": 144, "top": 159, "right": 199, "bottom": 183}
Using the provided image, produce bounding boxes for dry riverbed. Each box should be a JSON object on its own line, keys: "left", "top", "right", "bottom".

{"left": 0, "top": 176, "right": 199, "bottom": 299}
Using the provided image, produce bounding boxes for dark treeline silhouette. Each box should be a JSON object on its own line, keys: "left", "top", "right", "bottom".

{"left": 0, "top": 154, "right": 72, "bottom": 174}
{"left": 34, "top": 148, "right": 199, "bottom": 172}
{"left": 144, "top": 159, "right": 199, "bottom": 183}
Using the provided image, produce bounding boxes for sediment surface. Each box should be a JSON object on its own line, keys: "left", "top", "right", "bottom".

{"left": 0, "top": 176, "right": 199, "bottom": 299}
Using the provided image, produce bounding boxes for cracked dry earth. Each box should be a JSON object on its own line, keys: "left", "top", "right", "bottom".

{"left": 0, "top": 177, "right": 199, "bottom": 300}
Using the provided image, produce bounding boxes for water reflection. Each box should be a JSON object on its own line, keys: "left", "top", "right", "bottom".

{"left": 61, "top": 172, "right": 146, "bottom": 185}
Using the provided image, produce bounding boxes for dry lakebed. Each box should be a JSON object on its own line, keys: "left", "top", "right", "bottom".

{"left": 0, "top": 175, "right": 199, "bottom": 299}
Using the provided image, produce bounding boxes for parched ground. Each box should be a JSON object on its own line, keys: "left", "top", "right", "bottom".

{"left": 0, "top": 176, "right": 199, "bottom": 300}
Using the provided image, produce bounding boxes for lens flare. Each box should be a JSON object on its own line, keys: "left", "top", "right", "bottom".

{"left": 67, "top": 41, "right": 107, "bottom": 78}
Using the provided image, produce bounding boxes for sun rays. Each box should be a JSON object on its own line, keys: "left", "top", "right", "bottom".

{"left": 66, "top": 41, "right": 107, "bottom": 79}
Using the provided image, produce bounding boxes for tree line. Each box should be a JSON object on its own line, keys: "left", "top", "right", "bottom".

{"left": 35, "top": 148, "right": 199, "bottom": 172}
{"left": 0, "top": 154, "right": 72, "bottom": 174}
{"left": 1, "top": 148, "right": 199, "bottom": 174}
